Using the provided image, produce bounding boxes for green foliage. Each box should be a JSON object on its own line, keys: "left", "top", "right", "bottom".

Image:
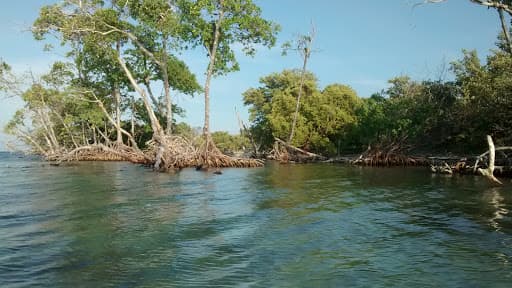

{"left": 0, "top": 59, "right": 12, "bottom": 92}
{"left": 243, "top": 70, "right": 360, "bottom": 155}
{"left": 174, "top": 122, "right": 199, "bottom": 140}
{"left": 211, "top": 131, "right": 250, "bottom": 154}
{"left": 33, "top": 0, "right": 202, "bottom": 139}
{"left": 4, "top": 63, "right": 108, "bottom": 152}
{"left": 244, "top": 35, "right": 512, "bottom": 156}
{"left": 179, "top": 0, "right": 280, "bottom": 75}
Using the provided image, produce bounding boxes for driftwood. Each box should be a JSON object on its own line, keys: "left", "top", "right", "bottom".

{"left": 272, "top": 137, "right": 326, "bottom": 163}
{"left": 477, "top": 135, "right": 503, "bottom": 185}
{"left": 430, "top": 162, "right": 453, "bottom": 174}
{"left": 473, "top": 146, "right": 512, "bottom": 173}
{"left": 430, "top": 135, "right": 511, "bottom": 184}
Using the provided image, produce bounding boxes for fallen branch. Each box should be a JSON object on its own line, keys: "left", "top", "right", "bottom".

{"left": 473, "top": 146, "right": 512, "bottom": 173}
{"left": 477, "top": 135, "right": 503, "bottom": 185}
{"left": 274, "top": 137, "right": 326, "bottom": 160}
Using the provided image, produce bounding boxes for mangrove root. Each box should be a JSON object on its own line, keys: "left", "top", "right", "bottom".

{"left": 271, "top": 137, "right": 326, "bottom": 163}
{"left": 352, "top": 141, "right": 428, "bottom": 167}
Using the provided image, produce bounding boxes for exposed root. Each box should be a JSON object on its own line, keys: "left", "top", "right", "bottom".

{"left": 196, "top": 134, "right": 264, "bottom": 169}
{"left": 271, "top": 137, "right": 326, "bottom": 163}
{"left": 145, "top": 135, "right": 199, "bottom": 171}
{"left": 53, "top": 143, "right": 149, "bottom": 164}
{"left": 351, "top": 142, "right": 428, "bottom": 166}
{"left": 142, "top": 134, "right": 263, "bottom": 171}
{"left": 430, "top": 136, "right": 511, "bottom": 182}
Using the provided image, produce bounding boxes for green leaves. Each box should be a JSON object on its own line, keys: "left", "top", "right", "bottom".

{"left": 180, "top": 0, "right": 280, "bottom": 75}
{"left": 243, "top": 70, "right": 360, "bottom": 155}
{"left": 0, "top": 59, "right": 12, "bottom": 92}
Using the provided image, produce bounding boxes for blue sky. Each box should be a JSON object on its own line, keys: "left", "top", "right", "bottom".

{"left": 0, "top": 0, "right": 504, "bottom": 149}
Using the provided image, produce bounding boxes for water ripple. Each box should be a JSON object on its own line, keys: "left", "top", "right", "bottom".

{"left": 1, "top": 158, "right": 512, "bottom": 287}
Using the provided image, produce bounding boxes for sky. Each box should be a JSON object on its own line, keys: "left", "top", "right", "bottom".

{"left": 0, "top": 0, "right": 505, "bottom": 149}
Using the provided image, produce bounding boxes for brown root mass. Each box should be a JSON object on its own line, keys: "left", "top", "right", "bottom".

{"left": 52, "top": 143, "right": 149, "bottom": 164}
{"left": 351, "top": 142, "right": 428, "bottom": 167}
{"left": 196, "top": 135, "right": 264, "bottom": 169}
{"left": 271, "top": 138, "right": 326, "bottom": 163}
{"left": 50, "top": 135, "right": 264, "bottom": 171}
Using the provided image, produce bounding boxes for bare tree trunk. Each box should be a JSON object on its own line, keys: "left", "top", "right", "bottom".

{"left": 15, "top": 128, "right": 48, "bottom": 156}
{"left": 92, "top": 125, "right": 97, "bottom": 145}
{"left": 115, "top": 41, "right": 123, "bottom": 144}
{"left": 91, "top": 93, "right": 138, "bottom": 149}
{"left": 162, "top": 39, "right": 173, "bottom": 135}
{"left": 288, "top": 56, "right": 309, "bottom": 144}
{"left": 144, "top": 80, "right": 163, "bottom": 115}
{"left": 81, "top": 122, "right": 87, "bottom": 145}
{"left": 118, "top": 55, "right": 166, "bottom": 169}
{"left": 236, "top": 108, "right": 259, "bottom": 156}
{"left": 54, "top": 112, "right": 79, "bottom": 148}
{"left": 113, "top": 87, "right": 122, "bottom": 144}
{"left": 478, "top": 135, "right": 503, "bottom": 185}
{"left": 131, "top": 95, "right": 136, "bottom": 144}
{"left": 287, "top": 25, "right": 315, "bottom": 145}
{"left": 203, "top": 2, "right": 225, "bottom": 140}
{"left": 36, "top": 109, "right": 59, "bottom": 152}
{"left": 118, "top": 56, "right": 163, "bottom": 138}
{"left": 498, "top": 8, "right": 512, "bottom": 55}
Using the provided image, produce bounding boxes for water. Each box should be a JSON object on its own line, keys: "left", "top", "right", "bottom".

{"left": 1, "top": 151, "right": 511, "bottom": 287}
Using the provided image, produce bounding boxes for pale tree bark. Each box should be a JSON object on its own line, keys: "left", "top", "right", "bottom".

{"left": 14, "top": 128, "right": 48, "bottom": 156}
{"left": 88, "top": 93, "right": 139, "bottom": 149}
{"left": 114, "top": 40, "right": 123, "bottom": 144}
{"left": 497, "top": 7, "right": 512, "bottom": 55}
{"left": 113, "top": 86, "right": 122, "bottom": 143}
{"left": 203, "top": 0, "right": 225, "bottom": 139}
{"left": 421, "top": 0, "right": 512, "bottom": 14}
{"left": 36, "top": 108, "right": 59, "bottom": 152}
{"left": 162, "top": 39, "right": 173, "bottom": 135}
{"left": 54, "top": 112, "right": 79, "bottom": 148}
{"left": 118, "top": 56, "right": 164, "bottom": 139}
{"left": 288, "top": 25, "right": 315, "bottom": 145}
{"left": 131, "top": 95, "right": 136, "bottom": 143}
{"left": 118, "top": 55, "right": 166, "bottom": 170}
{"left": 144, "top": 77, "right": 163, "bottom": 115}
{"left": 478, "top": 135, "right": 503, "bottom": 185}
{"left": 288, "top": 53, "right": 309, "bottom": 144}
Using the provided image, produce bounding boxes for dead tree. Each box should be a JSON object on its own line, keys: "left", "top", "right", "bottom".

{"left": 284, "top": 24, "right": 316, "bottom": 145}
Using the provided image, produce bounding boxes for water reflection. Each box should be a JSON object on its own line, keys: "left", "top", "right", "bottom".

{"left": 1, "top": 157, "right": 512, "bottom": 287}
{"left": 483, "top": 187, "right": 510, "bottom": 231}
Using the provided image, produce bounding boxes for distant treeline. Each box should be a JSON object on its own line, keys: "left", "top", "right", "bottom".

{"left": 1, "top": 1, "right": 511, "bottom": 160}
{"left": 242, "top": 43, "right": 512, "bottom": 157}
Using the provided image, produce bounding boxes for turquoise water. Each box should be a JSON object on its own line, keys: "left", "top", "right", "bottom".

{"left": 1, "top": 152, "right": 511, "bottom": 287}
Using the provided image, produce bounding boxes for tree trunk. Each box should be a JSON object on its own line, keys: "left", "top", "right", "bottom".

{"left": 36, "top": 108, "right": 59, "bottom": 152}
{"left": 92, "top": 94, "right": 138, "bottom": 149}
{"left": 478, "top": 135, "right": 503, "bottom": 185}
{"left": 131, "top": 95, "right": 136, "bottom": 144}
{"left": 203, "top": 3, "right": 225, "bottom": 139}
{"left": 162, "top": 39, "right": 173, "bottom": 135}
{"left": 115, "top": 41, "right": 123, "bottom": 144}
{"left": 118, "top": 55, "right": 165, "bottom": 169}
{"left": 288, "top": 55, "right": 309, "bottom": 144}
{"left": 118, "top": 56, "right": 163, "bottom": 139}
{"left": 54, "top": 112, "right": 79, "bottom": 148}
{"left": 498, "top": 8, "right": 512, "bottom": 56}
{"left": 113, "top": 87, "right": 122, "bottom": 144}
{"left": 16, "top": 128, "right": 48, "bottom": 156}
